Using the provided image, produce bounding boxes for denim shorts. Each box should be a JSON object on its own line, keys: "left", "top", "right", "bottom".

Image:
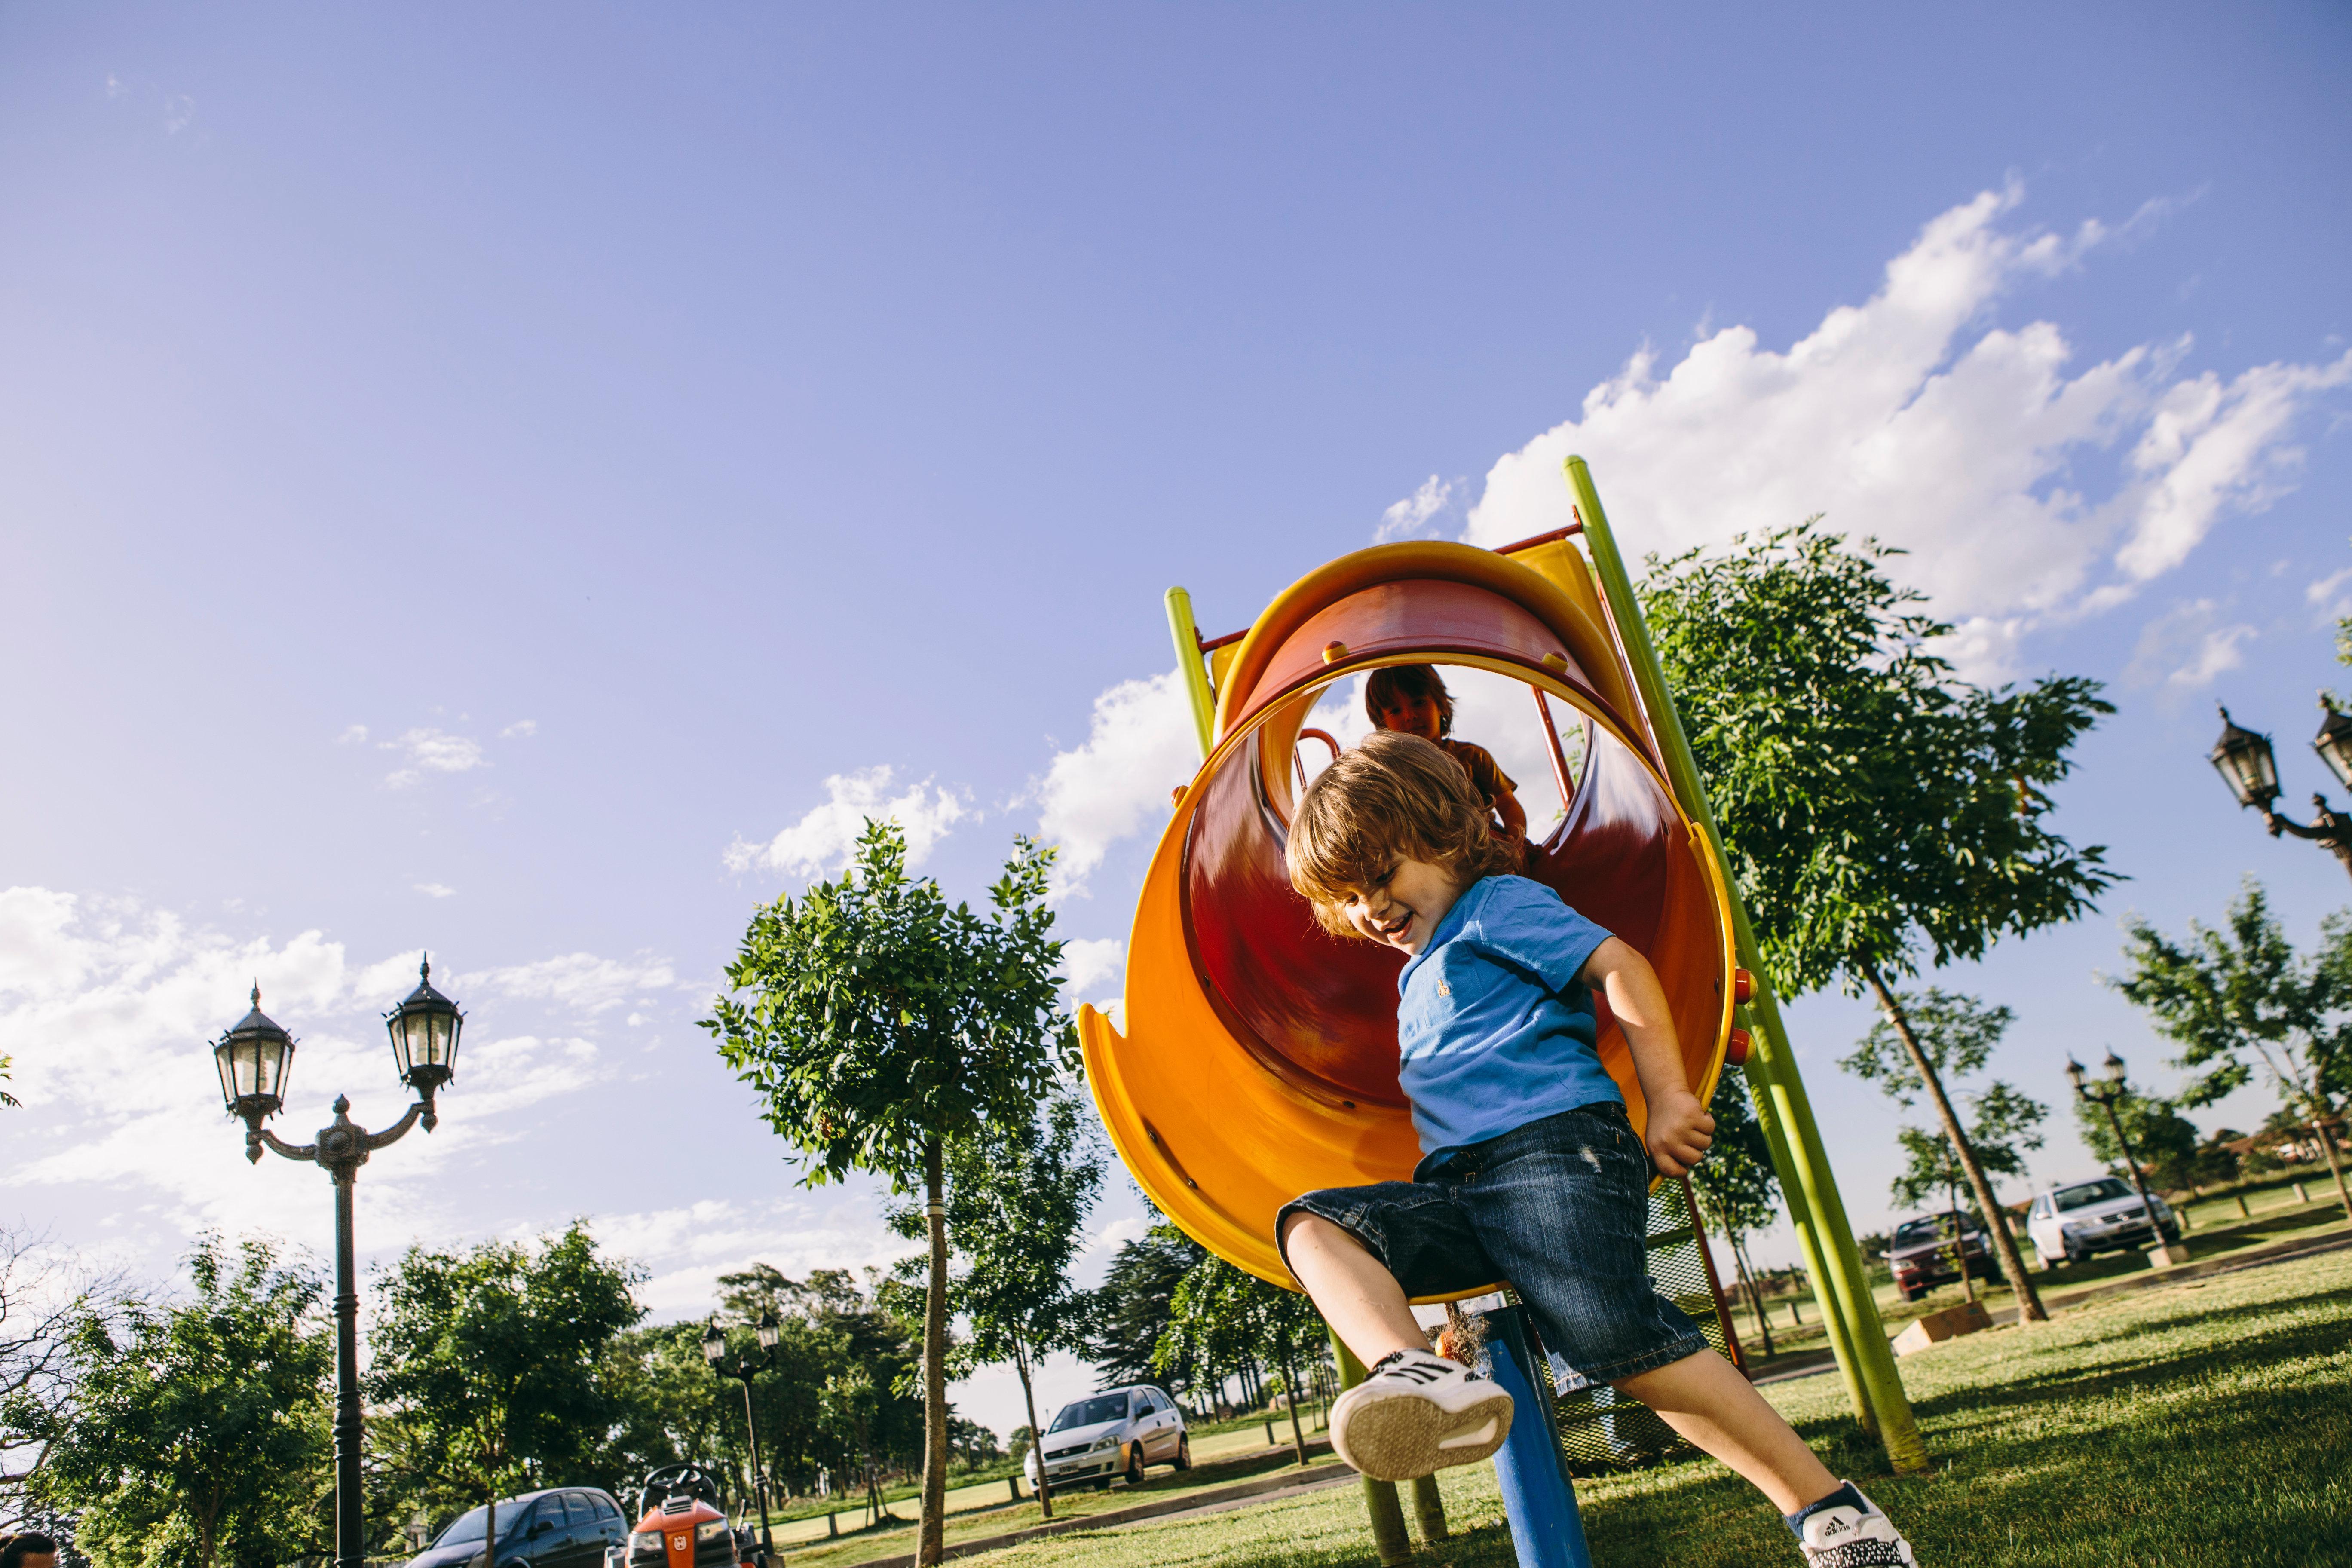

{"left": 1277, "top": 1102, "right": 1708, "bottom": 1390}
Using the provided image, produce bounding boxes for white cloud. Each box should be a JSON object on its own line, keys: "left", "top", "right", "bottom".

{"left": 2306, "top": 566, "right": 2352, "bottom": 627}
{"left": 2125, "top": 600, "right": 2257, "bottom": 695}
{"left": 723, "top": 766, "right": 971, "bottom": 880}
{"left": 163, "top": 94, "right": 194, "bottom": 135}
{"left": 0, "top": 888, "right": 636, "bottom": 1249}
{"left": 337, "top": 725, "right": 368, "bottom": 745}
{"left": 1033, "top": 672, "right": 1200, "bottom": 898}
{"left": 1376, "top": 475, "right": 1457, "bottom": 542}
{"left": 596, "top": 1194, "right": 910, "bottom": 1317}
{"left": 1060, "top": 937, "right": 1125, "bottom": 998}
{"left": 466, "top": 952, "right": 678, "bottom": 1014}
{"left": 380, "top": 728, "right": 487, "bottom": 789}
{"left": 1460, "top": 184, "right": 2352, "bottom": 677}
{"left": 413, "top": 883, "right": 456, "bottom": 899}
{"left": 501, "top": 720, "right": 538, "bottom": 738}
{"left": 105, "top": 74, "right": 126, "bottom": 99}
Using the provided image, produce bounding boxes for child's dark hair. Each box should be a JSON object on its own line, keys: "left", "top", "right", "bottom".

{"left": 2, "top": 1537, "right": 58, "bottom": 1568}
{"left": 1286, "top": 732, "right": 1519, "bottom": 937}
{"left": 1364, "top": 665, "right": 1454, "bottom": 737}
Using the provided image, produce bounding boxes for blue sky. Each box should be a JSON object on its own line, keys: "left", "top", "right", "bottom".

{"left": 3, "top": 2, "right": 2349, "bottom": 1436}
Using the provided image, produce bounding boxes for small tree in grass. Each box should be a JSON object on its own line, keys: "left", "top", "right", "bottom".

{"left": 25, "top": 1236, "right": 329, "bottom": 1568}
{"left": 886, "top": 1090, "right": 1103, "bottom": 1519}
{"left": 1647, "top": 524, "right": 2118, "bottom": 1324}
{"left": 704, "top": 822, "right": 1073, "bottom": 1567}
{"left": 1157, "top": 1255, "right": 1325, "bottom": 1465}
{"left": 1687, "top": 1072, "right": 1784, "bottom": 1353}
{"left": 2070, "top": 1079, "right": 2204, "bottom": 1196}
{"left": 1847, "top": 990, "right": 2047, "bottom": 1292}
{"left": 2113, "top": 878, "right": 2352, "bottom": 1222}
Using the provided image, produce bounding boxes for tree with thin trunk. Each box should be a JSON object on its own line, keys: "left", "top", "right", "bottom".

{"left": 888, "top": 1090, "right": 1102, "bottom": 1519}
{"left": 1687, "top": 1072, "right": 1782, "bottom": 1354}
{"left": 1646, "top": 524, "right": 2118, "bottom": 1326}
{"left": 1850, "top": 993, "right": 2047, "bottom": 1298}
{"left": 2112, "top": 877, "right": 2352, "bottom": 1223}
{"left": 704, "top": 822, "right": 1073, "bottom": 1566}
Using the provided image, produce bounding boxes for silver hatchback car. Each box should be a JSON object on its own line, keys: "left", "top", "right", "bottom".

{"left": 1025, "top": 1385, "right": 1190, "bottom": 1491}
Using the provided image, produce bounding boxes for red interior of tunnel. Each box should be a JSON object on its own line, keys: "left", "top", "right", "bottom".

{"left": 1177, "top": 576, "right": 1693, "bottom": 1115}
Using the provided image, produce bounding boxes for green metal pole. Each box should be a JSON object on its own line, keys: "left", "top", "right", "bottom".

{"left": 1566, "top": 456, "right": 1928, "bottom": 1475}
{"left": 1733, "top": 1048, "right": 1873, "bottom": 1434}
{"left": 1331, "top": 1334, "right": 1414, "bottom": 1565}
{"left": 1164, "top": 587, "right": 1216, "bottom": 761}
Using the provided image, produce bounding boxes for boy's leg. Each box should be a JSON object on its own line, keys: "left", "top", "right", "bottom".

{"left": 1278, "top": 1212, "right": 1425, "bottom": 1366}
{"left": 1276, "top": 1203, "right": 1515, "bottom": 1482}
{"left": 1611, "top": 1349, "right": 1834, "bottom": 1513}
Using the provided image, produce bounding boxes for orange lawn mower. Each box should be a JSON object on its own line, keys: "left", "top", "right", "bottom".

{"left": 617, "top": 1466, "right": 766, "bottom": 1568}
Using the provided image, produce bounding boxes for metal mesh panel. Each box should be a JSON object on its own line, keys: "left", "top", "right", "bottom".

{"left": 1524, "top": 1177, "right": 1744, "bottom": 1476}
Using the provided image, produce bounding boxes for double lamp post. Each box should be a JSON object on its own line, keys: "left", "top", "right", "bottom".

{"left": 703, "top": 1314, "right": 782, "bottom": 1564}
{"left": 213, "top": 959, "right": 466, "bottom": 1568}
{"left": 2208, "top": 702, "right": 2352, "bottom": 879}
{"left": 2065, "top": 1048, "right": 2182, "bottom": 1262}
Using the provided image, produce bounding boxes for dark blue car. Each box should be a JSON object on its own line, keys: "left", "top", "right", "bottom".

{"left": 407, "top": 1489, "right": 630, "bottom": 1568}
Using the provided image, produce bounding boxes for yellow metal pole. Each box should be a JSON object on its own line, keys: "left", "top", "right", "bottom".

{"left": 1566, "top": 456, "right": 1928, "bottom": 1474}
{"left": 1164, "top": 587, "right": 1216, "bottom": 760}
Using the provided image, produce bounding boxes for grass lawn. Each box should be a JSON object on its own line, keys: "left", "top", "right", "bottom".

{"left": 950, "top": 1245, "right": 2352, "bottom": 1568}
{"left": 1732, "top": 1174, "right": 2350, "bottom": 1378}
{"left": 771, "top": 1434, "right": 1340, "bottom": 1564}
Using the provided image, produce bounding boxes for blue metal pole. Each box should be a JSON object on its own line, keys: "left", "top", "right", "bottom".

{"left": 1483, "top": 1305, "right": 1593, "bottom": 1568}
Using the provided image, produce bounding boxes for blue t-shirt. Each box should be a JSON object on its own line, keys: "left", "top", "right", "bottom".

{"left": 1396, "top": 875, "right": 1620, "bottom": 1154}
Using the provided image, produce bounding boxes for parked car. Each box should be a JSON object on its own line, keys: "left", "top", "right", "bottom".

{"left": 408, "top": 1488, "right": 629, "bottom": 1568}
{"left": 1024, "top": 1384, "right": 1190, "bottom": 1491}
{"left": 2025, "top": 1177, "right": 2180, "bottom": 1265}
{"left": 1887, "top": 1210, "right": 1997, "bottom": 1301}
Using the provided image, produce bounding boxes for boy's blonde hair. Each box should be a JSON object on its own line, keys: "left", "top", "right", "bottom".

{"left": 1286, "top": 731, "right": 1520, "bottom": 937}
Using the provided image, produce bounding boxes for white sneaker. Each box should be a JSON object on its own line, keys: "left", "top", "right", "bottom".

{"left": 1329, "top": 1349, "right": 1513, "bottom": 1481}
{"left": 1798, "top": 1485, "right": 1916, "bottom": 1566}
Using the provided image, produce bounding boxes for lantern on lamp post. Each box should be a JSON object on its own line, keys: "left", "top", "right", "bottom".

{"left": 704, "top": 1314, "right": 781, "bottom": 1562}
{"left": 213, "top": 957, "right": 466, "bottom": 1568}
{"left": 2208, "top": 705, "right": 2352, "bottom": 879}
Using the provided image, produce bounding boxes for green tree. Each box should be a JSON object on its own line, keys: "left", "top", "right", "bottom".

{"left": 1082, "top": 1221, "right": 1206, "bottom": 1402}
{"left": 367, "top": 1224, "right": 643, "bottom": 1527}
{"left": 1847, "top": 992, "right": 2046, "bottom": 1289}
{"left": 2070, "top": 1079, "right": 2203, "bottom": 1196}
{"left": 704, "top": 823, "right": 1073, "bottom": 1567}
{"left": 22, "top": 1236, "right": 329, "bottom": 1568}
{"left": 1155, "top": 1256, "right": 1325, "bottom": 1465}
{"left": 1687, "top": 1072, "right": 1784, "bottom": 1354}
{"left": 2112, "top": 878, "right": 2352, "bottom": 1220}
{"left": 0, "top": 1053, "right": 19, "bottom": 1109}
{"left": 889, "top": 1091, "right": 1102, "bottom": 1518}
{"left": 1648, "top": 525, "right": 2116, "bottom": 1323}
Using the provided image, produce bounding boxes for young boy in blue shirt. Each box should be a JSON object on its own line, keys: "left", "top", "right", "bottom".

{"left": 1280, "top": 731, "right": 1917, "bottom": 1566}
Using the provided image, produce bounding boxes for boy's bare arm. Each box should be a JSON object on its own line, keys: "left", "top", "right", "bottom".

{"left": 1582, "top": 936, "right": 1714, "bottom": 1177}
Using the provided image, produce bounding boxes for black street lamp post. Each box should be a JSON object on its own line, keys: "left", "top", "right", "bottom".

{"left": 703, "top": 1313, "right": 782, "bottom": 1565}
{"left": 214, "top": 959, "right": 465, "bottom": 1568}
{"left": 2065, "top": 1050, "right": 2179, "bottom": 1259}
{"left": 2209, "top": 704, "right": 2352, "bottom": 879}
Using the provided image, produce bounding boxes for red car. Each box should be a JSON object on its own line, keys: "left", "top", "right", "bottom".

{"left": 1887, "top": 1211, "right": 1996, "bottom": 1302}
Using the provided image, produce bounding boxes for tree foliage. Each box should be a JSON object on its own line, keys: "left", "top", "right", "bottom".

{"left": 1155, "top": 1252, "right": 1326, "bottom": 1460}
{"left": 1844, "top": 990, "right": 2046, "bottom": 1213}
{"left": 366, "top": 1224, "right": 643, "bottom": 1521}
{"left": 1081, "top": 1220, "right": 1205, "bottom": 1398}
{"left": 23, "top": 1237, "right": 328, "bottom": 1568}
{"left": 2113, "top": 876, "right": 2352, "bottom": 1216}
{"left": 704, "top": 822, "right": 1073, "bottom": 1565}
{"left": 2070, "top": 1080, "right": 2203, "bottom": 1194}
{"left": 1645, "top": 524, "right": 2118, "bottom": 995}
{"left": 1649, "top": 526, "right": 2112, "bottom": 1321}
